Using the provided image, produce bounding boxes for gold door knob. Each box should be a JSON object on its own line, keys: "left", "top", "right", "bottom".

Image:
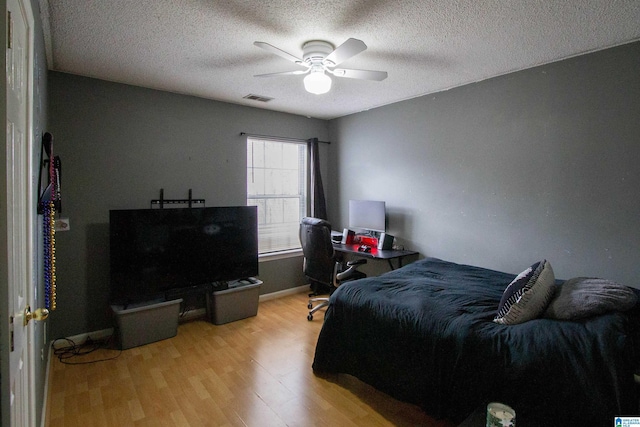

{"left": 24, "top": 306, "right": 49, "bottom": 326}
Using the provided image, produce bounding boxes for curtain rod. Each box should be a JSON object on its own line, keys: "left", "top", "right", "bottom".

{"left": 239, "top": 132, "right": 330, "bottom": 145}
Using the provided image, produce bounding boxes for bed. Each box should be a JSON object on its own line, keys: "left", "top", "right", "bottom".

{"left": 312, "top": 257, "right": 639, "bottom": 426}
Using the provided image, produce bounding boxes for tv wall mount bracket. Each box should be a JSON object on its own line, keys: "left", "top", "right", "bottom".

{"left": 150, "top": 189, "right": 205, "bottom": 209}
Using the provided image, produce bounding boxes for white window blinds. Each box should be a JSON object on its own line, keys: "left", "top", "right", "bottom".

{"left": 247, "top": 138, "right": 308, "bottom": 254}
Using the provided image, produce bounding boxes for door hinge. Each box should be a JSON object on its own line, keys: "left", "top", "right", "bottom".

{"left": 10, "top": 316, "right": 15, "bottom": 351}
{"left": 7, "top": 10, "right": 12, "bottom": 49}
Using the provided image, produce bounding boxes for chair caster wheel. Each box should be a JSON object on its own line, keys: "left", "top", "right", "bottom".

{"left": 307, "top": 303, "right": 313, "bottom": 309}
{"left": 307, "top": 314, "right": 313, "bottom": 321}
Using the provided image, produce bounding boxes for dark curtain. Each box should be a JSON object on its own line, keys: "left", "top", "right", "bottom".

{"left": 308, "top": 138, "right": 327, "bottom": 220}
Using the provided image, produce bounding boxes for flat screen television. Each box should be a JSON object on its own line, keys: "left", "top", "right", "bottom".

{"left": 348, "top": 200, "right": 386, "bottom": 233}
{"left": 109, "top": 206, "right": 258, "bottom": 305}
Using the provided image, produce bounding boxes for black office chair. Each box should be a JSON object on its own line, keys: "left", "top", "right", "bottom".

{"left": 300, "top": 217, "right": 366, "bottom": 321}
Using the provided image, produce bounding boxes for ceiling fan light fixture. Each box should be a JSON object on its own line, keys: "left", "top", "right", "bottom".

{"left": 304, "top": 69, "right": 332, "bottom": 94}
{"left": 255, "top": 38, "right": 386, "bottom": 94}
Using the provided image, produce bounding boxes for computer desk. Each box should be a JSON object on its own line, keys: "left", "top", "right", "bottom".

{"left": 332, "top": 243, "right": 419, "bottom": 271}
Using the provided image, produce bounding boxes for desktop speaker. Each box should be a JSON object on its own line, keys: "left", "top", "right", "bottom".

{"left": 341, "top": 228, "right": 355, "bottom": 244}
{"left": 377, "top": 233, "right": 394, "bottom": 250}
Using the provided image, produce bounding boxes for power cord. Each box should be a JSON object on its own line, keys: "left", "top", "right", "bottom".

{"left": 52, "top": 334, "right": 122, "bottom": 364}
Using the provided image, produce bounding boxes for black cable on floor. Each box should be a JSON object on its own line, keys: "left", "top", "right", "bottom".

{"left": 52, "top": 334, "right": 122, "bottom": 364}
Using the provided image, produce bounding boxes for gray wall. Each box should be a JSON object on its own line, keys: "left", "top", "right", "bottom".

{"left": 328, "top": 41, "right": 640, "bottom": 286}
{"left": 47, "top": 72, "right": 327, "bottom": 339}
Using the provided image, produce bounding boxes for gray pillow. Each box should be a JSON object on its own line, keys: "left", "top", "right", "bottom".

{"left": 544, "top": 277, "right": 638, "bottom": 320}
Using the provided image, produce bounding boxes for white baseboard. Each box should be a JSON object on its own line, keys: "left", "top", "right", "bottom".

{"left": 52, "top": 328, "right": 115, "bottom": 349}
{"left": 259, "top": 284, "right": 308, "bottom": 302}
{"left": 50, "top": 286, "right": 308, "bottom": 348}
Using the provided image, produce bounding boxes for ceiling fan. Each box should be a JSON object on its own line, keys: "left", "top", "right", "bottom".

{"left": 253, "top": 38, "right": 388, "bottom": 94}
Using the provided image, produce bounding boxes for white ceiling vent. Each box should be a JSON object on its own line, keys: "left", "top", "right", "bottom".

{"left": 243, "top": 94, "right": 273, "bottom": 102}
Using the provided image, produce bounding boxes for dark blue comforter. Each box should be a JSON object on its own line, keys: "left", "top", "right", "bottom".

{"left": 312, "top": 257, "right": 638, "bottom": 426}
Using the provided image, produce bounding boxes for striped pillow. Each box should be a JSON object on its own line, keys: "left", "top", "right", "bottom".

{"left": 494, "top": 260, "right": 556, "bottom": 325}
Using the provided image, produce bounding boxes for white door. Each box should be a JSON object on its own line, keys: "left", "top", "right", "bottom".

{"left": 6, "top": 0, "right": 35, "bottom": 425}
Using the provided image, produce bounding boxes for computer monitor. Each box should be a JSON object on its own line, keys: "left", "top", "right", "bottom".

{"left": 348, "top": 200, "right": 386, "bottom": 233}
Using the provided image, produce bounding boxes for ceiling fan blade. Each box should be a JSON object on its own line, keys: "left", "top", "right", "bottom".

{"left": 324, "top": 38, "right": 367, "bottom": 66}
{"left": 254, "top": 41, "right": 304, "bottom": 65}
{"left": 332, "top": 68, "right": 388, "bottom": 81}
{"left": 254, "top": 70, "right": 309, "bottom": 78}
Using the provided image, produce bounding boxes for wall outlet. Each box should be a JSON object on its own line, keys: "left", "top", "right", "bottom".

{"left": 55, "top": 217, "right": 70, "bottom": 231}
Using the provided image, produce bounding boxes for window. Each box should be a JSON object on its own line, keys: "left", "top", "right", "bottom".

{"left": 247, "top": 138, "right": 307, "bottom": 254}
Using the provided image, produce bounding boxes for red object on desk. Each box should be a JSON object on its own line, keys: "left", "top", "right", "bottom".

{"left": 358, "top": 235, "right": 378, "bottom": 247}
{"left": 332, "top": 242, "right": 418, "bottom": 270}
{"left": 342, "top": 243, "right": 379, "bottom": 256}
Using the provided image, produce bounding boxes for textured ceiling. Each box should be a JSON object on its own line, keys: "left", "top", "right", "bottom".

{"left": 40, "top": 0, "right": 640, "bottom": 120}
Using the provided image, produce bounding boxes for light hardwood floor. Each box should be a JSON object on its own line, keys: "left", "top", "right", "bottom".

{"left": 45, "top": 291, "right": 456, "bottom": 427}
